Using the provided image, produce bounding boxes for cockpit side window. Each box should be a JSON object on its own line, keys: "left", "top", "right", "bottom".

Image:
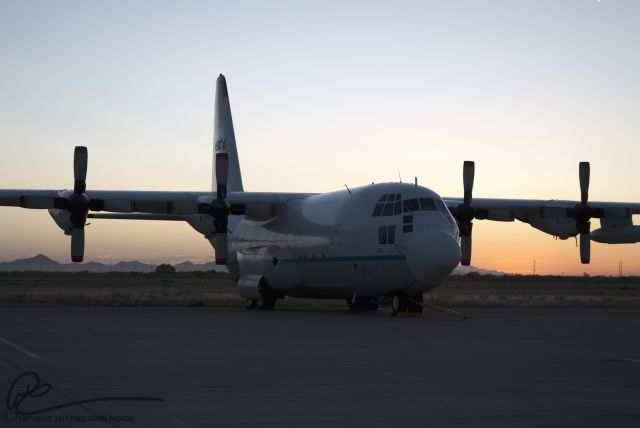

{"left": 382, "top": 202, "right": 395, "bottom": 216}
{"left": 372, "top": 193, "right": 451, "bottom": 218}
{"left": 434, "top": 198, "right": 448, "bottom": 213}
{"left": 372, "top": 193, "right": 403, "bottom": 217}
{"left": 403, "top": 198, "right": 420, "bottom": 213}
{"left": 419, "top": 198, "right": 436, "bottom": 211}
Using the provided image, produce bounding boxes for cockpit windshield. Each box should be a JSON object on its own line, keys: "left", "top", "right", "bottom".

{"left": 372, "top": 194, "right": 448, "bottom": 217}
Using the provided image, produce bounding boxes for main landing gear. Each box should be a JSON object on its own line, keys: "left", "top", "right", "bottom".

{"left": 246, "top": 288, "right": 278, "bottom": 311}
{"left": 391, "top": 293, "right": 424, "bottom": 317}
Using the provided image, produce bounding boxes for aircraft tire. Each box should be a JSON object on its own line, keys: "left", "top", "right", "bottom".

{"left": 257, "top": 290, "right": 277, "bottom": 310}
{"left": 391, "top": 294, "right": 408, "bottom": 316}
{"left": 408, "top": 294, "right": 424, "bottom": 313}
{"left": 391, "top": 293, "right": 423, "bottom": 316}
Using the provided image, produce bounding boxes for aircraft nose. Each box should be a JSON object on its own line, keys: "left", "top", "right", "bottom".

{"left": 404, "top": 227, "right": 461, "bottom": 286}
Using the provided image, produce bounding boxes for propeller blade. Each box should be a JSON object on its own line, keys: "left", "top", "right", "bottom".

{"left": 215, "top": 153, "right": 229, "bottom": 197}
{"left": 71, "top": 228, "right": 85, "bottom": 263}
{"left": 214, "top": 233, "right": 228, "bottom": 265}
{"left": 74, "top": 146, "right": 88, "bottom": 193}
{"left": 460, "top": 234, "right": 472, "bottom": 266}
{"left": 579, "top": 232, "right": 590, "bottom": 264}
{"left": 463, "top": 161, "right": 474, "bottom": 205}
{"left": 579, "top": 161, "right": 589, "bottom": 205}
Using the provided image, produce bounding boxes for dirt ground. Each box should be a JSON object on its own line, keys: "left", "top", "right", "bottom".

{"left": 1, "top": 272, "right": 639, "bottom": 308}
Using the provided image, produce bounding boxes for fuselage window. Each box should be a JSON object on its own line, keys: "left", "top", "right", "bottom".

{"left": 378, "top": 226, "right": 387, "bottom": 244}
{"left": 378, "top": 225, "right": 396, "bottom": 244}
{"left": 403, "top": 214, "right": 413, "bottom": 233}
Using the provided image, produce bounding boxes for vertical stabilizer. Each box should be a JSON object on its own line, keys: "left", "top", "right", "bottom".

{"left": 213, "top": 74, "right": 243, "bottom": 192}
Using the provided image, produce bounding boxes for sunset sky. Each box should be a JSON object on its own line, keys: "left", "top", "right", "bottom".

{"left": 0, "top": 1, "right": 639, "bottom": 275}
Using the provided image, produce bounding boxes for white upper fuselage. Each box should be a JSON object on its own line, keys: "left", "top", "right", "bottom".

{"left": 228, "top": 182, "right": 461, "bottom": 299}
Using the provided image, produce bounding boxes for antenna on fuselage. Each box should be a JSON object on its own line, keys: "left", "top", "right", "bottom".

{"left": 397, "top": 170, "right": 402, "bottom": 183}
{"left": 414, "top": 177, "right": 418, "bottom": 187}
{"left": 344, "top": 184, "right": 352, "bottom": 195}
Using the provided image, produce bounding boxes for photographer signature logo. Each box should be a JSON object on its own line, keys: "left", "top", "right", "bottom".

{"left": 2, "top": 371, "right": 163, "bottom": 422}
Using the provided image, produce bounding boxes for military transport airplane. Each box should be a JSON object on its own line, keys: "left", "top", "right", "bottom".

{"left": 1, "top": 75, "right": 639, "bottom": 315}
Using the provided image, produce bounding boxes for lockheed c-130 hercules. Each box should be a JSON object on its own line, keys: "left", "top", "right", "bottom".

{"left": 1, "top": 75, "right": 639, "bottom": 316}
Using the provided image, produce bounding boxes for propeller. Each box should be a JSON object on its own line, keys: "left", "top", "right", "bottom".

{"left": 455, "top": 161, "right": 476, "bottom": 266}
{"left": 211, "top": 153, "right": 230, "bottom": 264}
{"left": 566, "top": 162, "right": 604, "bottom": 264}
{"left": 197, "top": 152, "right": 245, "bottom": 265}
{"left": 53, "top": 146, "right": 95, "bottom": 262}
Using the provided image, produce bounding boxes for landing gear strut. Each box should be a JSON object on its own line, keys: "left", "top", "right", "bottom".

{"left": 391, "top": 293, "right": 424, "bottom": 316}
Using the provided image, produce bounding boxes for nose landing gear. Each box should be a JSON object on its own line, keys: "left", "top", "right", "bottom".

{"left": 246, "top": 288, "right": 278, "bottom": 310}
{"left": 391, "top": 294, "right": 424, "bottom": 317}
{"left": 391, "top": 293, "right": 468, "bottom": 319}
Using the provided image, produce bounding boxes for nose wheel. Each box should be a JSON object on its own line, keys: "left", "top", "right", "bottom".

{"left": 391, "top": 294, "right": 424, "bottom": 316}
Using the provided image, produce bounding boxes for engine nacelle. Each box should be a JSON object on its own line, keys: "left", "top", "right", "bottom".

{"left": 237, "top": 247, "right": 302, "bottom": 292}
{"left": 185, "top": 214, "right": 216, "bottom": 238}
{"left": 237, "top": 274, "right": 265, "bottom": 300}
{"left": 526, "top": 216, "right": 577, "bottom": 240}
{"left": 591, "top": 225, "right": 640, "bottom": 244}
{"left": 48, "top": 209, "right": 72, "bottom": 235}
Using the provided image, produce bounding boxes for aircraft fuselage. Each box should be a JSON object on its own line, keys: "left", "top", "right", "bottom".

{"left": 229, "top": 182, "right": 461, "bottom": 300}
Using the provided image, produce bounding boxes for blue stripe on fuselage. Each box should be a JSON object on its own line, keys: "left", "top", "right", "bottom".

{"left": 281, "top": 255, "right": 406, "bottom": 263}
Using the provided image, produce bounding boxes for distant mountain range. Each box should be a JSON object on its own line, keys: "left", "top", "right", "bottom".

{"left": 0, "top": 254, "right": 227, "bottom": 273}
{"left": 0, "top": 254, "right": 504, "bottom": 275}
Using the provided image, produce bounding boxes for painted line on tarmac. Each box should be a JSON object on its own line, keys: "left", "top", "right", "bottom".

{"left": 0, "top": 336, "right": 41, "bottom": 359}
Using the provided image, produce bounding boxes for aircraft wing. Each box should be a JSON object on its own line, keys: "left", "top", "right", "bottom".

{"left": 441, "top": 161, "right": 640, "bottom": 266}
{"left": 0, "top": 189, "right": 210, "bottom": 214}
{"left": 0, "top": 189, "right": 315, "bottom": 215}
{"left": 227, "top": 191, "right": 316, "bottom": 205}
{"left": 0, "top": 186, "right": 315, "bottom": 263}
{"left": 442, "top": 196, "right": 640, "bottom": 266}
{"left": 442, "top": 197, "right": 640, "bottom": 220}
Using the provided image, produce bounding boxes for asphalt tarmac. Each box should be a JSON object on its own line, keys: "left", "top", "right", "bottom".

{"left": 1, "top": 306, "right": 639, "bottom": 427}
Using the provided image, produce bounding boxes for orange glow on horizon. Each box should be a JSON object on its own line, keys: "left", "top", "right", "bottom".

{"left": 471, "top": 219, "right": 640, "bottom": 276}
{"left": 1, "top": 208, "right": 638, "bottom": 276}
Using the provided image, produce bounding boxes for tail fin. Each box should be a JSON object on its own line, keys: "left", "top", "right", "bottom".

{"left": 213, "top": 74, "right": 244, "bottom": 192}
